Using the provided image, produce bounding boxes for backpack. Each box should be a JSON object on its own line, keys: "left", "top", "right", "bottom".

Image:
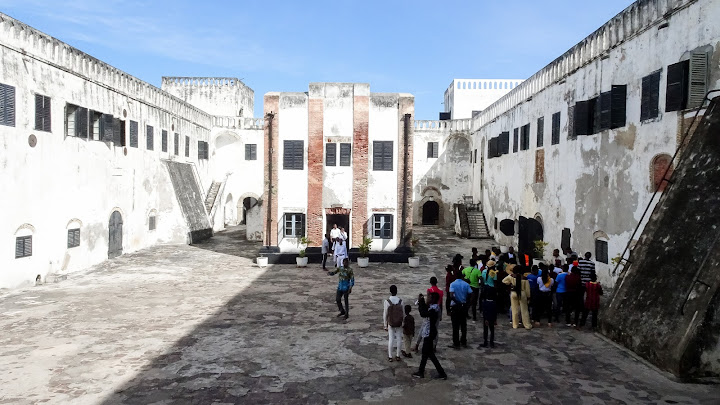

{"left": 387, "top": 298, "right": 404, "bottom": 327}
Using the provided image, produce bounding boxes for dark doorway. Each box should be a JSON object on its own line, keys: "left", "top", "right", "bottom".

{"left": 499, "top": 219, "right": 515, "bottom": 236}
{"left": 561, "top": 228, "right": 572, "bottom": 253}
{"left": 422, "top": 201, "right": 440, "bottom": 225}
{"left": 108, "top": 211, "right": 123, "bottom": 259}
{"left": 518, "top": 216, "right": 544, "bottom": 257}
{"left": 242, "top": 197, "right": 258, "bottom": 224}
{"left": 326, "top": 214, "right": 350, "bottom": 245}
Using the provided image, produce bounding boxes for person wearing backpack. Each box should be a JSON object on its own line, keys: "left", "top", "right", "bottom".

{"left": 384, "top": 285, "right": 404, "bottom": 362}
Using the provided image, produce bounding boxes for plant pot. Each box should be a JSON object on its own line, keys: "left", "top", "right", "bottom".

{"left": 357, "top": 257, "right": 369, "bottom": 267}
{"left": 500, "top": 245, "right": 509, "bottom": 253}
{"left": 408, "top": 256, "right": 420, "bottom": 268}
{"left": 296, "top": 257, "right": 308, "bottom": 267}
{"left": 256, "top": 257, "right": 268, "bottom": 267}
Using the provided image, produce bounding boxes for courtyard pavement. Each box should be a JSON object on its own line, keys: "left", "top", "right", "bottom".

{"left": 0, "top": 226, "right": 718, "bottom": 404}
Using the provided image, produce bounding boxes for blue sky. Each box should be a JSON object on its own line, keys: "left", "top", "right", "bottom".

{"left": 0, "top": 0, "right": 634, "bottom": 119}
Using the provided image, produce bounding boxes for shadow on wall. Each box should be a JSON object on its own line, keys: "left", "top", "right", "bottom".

{"left": 413, "top": 134, "right": 473, "bottom": 227}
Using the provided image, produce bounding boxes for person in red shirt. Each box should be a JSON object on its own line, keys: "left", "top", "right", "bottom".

{"left": 444, "top": 264, "right": 456, "bottom": 317}
{"left": 580, "top": 273, "right": 603, "bottom": 329}
{"left": 564, "top": 266, "right": 582, "bottom": 327}
{"left": 427, "top": 276, "right": 444, "bottom": 314}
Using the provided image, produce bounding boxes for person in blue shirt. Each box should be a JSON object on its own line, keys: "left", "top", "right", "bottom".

{"left": 448, "top": 269, "right": 473, "bottom": 349}
{"left": 554, "top": 264, "right": 569, "bottom": 323}
{"left": 328, "top": 258, "right": 354, "bottom": 320}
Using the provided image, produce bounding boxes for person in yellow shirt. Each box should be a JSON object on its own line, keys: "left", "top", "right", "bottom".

{"left": 502, "top": 265, "right": 532, "bottom": 330}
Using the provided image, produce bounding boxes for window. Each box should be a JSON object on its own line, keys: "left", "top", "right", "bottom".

{"left": 185, "top": 136, "right": 190, "bottom": 157}
{"left": 339, "top": 143, "right": 351, "bottom": 166}
{"left": 283, "top": 140, "right": 304, "bottom": 170}
{"left": 112, "top": 118, "right": 125, "bottom": 146}
{"left": 67, "top": 229, "right": 80, "bottom": 248}
{"left": 651, "top": 154, "right": 673, "bottom": 192}
{"left": 15, "top": 236, "right": 32, "bottom": 258}
{"left": 101, "top": 114, "right": 114, "bottom": 142}
{"left": 161, "top": 130, "right": 168, "bottom": 152}
{"left": 595, "top": 239, "right": 609, "bottom": 264}
{"left": 372, "top": 214, "right": 393, "bottom": 239}
{"left": 499, "top": 131, "right": 510, "bottom": 155}
{"left": 488, "top": 137, "right": 498, "bottom": 159}
{"left": 129, "top": 120, "right": 138, "bottom": 147}
{"left": 427, "top": 142, "right": 439, "bottom": 158}
{"left": 667, "top": 53, "right": 709, "bottom": 111}
{"left": 284, "top": 213, "right": 305, "bottom": 237}
{"left": 474, "top": 149, "right": 477, "bottom": 163}
{"left": 373, "top": 141, "right": 393, "bottom": 171}
{"left": 66, "top": 104, "right": 89, "bottom": 138}
{"left": 146, "top": 125, "right": 154, "bottom": 150}
{"left": 537, "top": 117, "right": 544, "bottom": 147}
{"left": 149, "top": 216, "right": 156, "bottom": 231}
{"left": 0, "top": 83, "right": 15, "bottom": 127}
{"left": 325, "top": 143, "right": 336, "bottom": 166}
{"left": 575, "top": 86, "right": 626, "bottom": 136}
{"left": 34, "top": 94, "right": 51, "bottom": 132}
{"left": 641, "top": 71, "right": 661, "bottom": 121}
{"left": 245, "top": 143, "right": 257, "bottom": 160}
{"left": 551, "top": 112, "right": 561, "bottom": 145}
{"left": 174, "top": 133, "right": 180, "bottom": 155}
{"left": 512, "top": 128, "right": 518, "bottom": 152}
{"left": 90, "top": 111, "right": 103, "bottom": 140}
{"left": 197, "top": 140, "right": 207, "bottom": 160}
{"left": 520, "top": 124, "right": 530, "bottom": 151}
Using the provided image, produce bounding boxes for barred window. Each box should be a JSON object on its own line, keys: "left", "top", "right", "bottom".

{"left": 67, "top": 229, "right": 80, "bottom": 248}
{"left": 373, "top": 214, "right": 393, "bottom": 239}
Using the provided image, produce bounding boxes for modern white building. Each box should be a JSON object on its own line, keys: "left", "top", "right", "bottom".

{"left": 443, "top": 79, "right": 524, "bottom": 119}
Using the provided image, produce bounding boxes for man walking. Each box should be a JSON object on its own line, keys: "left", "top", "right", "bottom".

{"left": 448, "top": 269, "right": 473, "bottom": 349}
{"left": 384, "top": 285, "right": 404, "bottom": 362}
{"left": 578, "top": 252, "right": 597, "bottom": 285}
{"left": 412, "top": 292, "right": 447, "bottom": 380}
{"left": 321, "top": 233, "right": 332, "bottom": 270}
{"left": 330, "top": 223, "right": 341, "bottom": 241}
{"left": 333, "top": 238, "right": 348, "bottom": 269}
{"left": 328, "top": 258, "right": 354, "bottom": 320}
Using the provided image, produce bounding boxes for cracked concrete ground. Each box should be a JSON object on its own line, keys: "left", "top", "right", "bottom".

{"left": 0, "top": 226, "right": 718, "bottom": 404}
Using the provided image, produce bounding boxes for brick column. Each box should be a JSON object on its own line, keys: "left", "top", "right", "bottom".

{"left": 397, "top": 95, "right": 415, "bottom": 247}
{"left": 263, "top": 94, "right": 280, "bottom": 247}
{"left": 307, "top": 95, "right": 324, "bottom": 247}
{"left": 352, "top": 92, "right": 370, "bottom": 248}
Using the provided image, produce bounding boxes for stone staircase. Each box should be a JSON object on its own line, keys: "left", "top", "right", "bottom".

{"left": 467, "top": 211, "right": 490, "bottom": 239}
{"left": 204, "top": 181, "right": 222, "bottom": 213}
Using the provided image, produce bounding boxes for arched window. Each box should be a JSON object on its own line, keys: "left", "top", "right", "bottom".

{"left": 15, "top": 223, "right": 35, "bottom": 258}
{"left": 651, "top": 154, "right": 673, "bottom": 192}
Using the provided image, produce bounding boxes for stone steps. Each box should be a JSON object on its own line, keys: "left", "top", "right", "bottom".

{"left": 204, "top": 181, "right": 222, "bottom": 213}
{"left": 467, "top": 211, "right": 490, "bottom": 239}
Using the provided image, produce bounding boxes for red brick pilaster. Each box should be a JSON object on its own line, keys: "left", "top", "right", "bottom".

{"left": 397, "top": 96, "right": 415, "bottom": 246}
{"left": 307, "top": 96, "right": 324, "bottom": 246}
{"left": 264, "top": 94, "right": 280, "bottom": 246}
{"left": 352, "top": 94, "right": 370, "bottom": 248}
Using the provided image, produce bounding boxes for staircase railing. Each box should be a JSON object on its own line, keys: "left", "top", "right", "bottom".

{"left": 208, "top": 173, "right": 230, "bottom": 226}
{"left": 611, "top": 90, "right": 720, "bottom": 280}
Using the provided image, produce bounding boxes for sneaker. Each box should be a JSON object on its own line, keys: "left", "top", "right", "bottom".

{"left": 412, "top": 372, "right": 424, "bottom": 378}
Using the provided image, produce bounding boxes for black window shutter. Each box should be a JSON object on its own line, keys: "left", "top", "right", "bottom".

{"left": 574, "top": 101, "right": 591, "bottom": 135}
{"left": 15, "top": 237, "right": 24, "bottom": 258}
{"left": 551, "top": 112, "right": 561, "bottom": 144}
{"left": 513, "top": 128, "right": 518, "bottom": 152}
{"left": 174, "top": 133, "right": 180, "bottom": 155}
{"left": 295, "top": 141, "right": 304, "bottom": 169}
{"left": 500, "top": 131, "right": 509, "bottom": 155}
{"left": 161, "top": 130, "right": 168, "bottom": 152}
{"left": 537, "top": 117, "right": 544, "bottom": 147}
{"left": 666, "top": 60, "right": 689, "bottom": 112}
{"left": 340, "top": 143, "right": 351, "bottom": 166}
{"left": 383, "top": 142, "right": 393, "bottom": 170}
{"left": 326, "top": 143, "right": 336, "bottom": 166}
{"left": 427, "top": 142, "right": 433, "bottom": 158}
{"left": 598, "top": 92, "right": 612, "bottom": 131}
{"left": 185, "top": 136, "right": 190, "bottom": 157}
{"left": 146, "top": 126, "right": 154, "bottom": 150}
{"left": 688, "top": 52, "right": 708, "bottom": 109}
{"left": 610, "top": 85, "right": 627, "bottom": 129}
{"left": 102, "top": 114, "right": 114, "bottom": 142}
{"left": 373, "top": 142, "right": 382, "bottom": 169}
{"left": 0, "top": 83, "right": 16, "bottom": 127}
{"left": 197, "top": 140, "right": 203, "bottom": 159}
{"left": 251, "top": 144, "right": 256, "bottom": 160}
{"left": 300, "top": 214, "right": 306, "bottom": 237}
{"left": 487, "top": 138, "right": 496, "bottom": 159}
{"left": 76, "top": 107, "right": 89, "bottom": 138}
{"left": 640, "top": 71, "right": 661, "bottom": 121}
{"left": 35, "top": 94, "right": 43, "bottom": 131}
{"left": 128, "top": 121, "right": 138, "bottom": 147}
{"left": 43, "top": 96, "right": 51, "bottom": 132}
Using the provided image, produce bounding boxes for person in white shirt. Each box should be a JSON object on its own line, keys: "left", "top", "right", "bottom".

{"left": 321, "top": 233, "right": 332, "bottom": 270}
{"left": 339, "top": 227, "right": 348, "bottom": 241}
{"left": 330, "top": 224, "right": 341, "bottom": 241}
{"left": 333, "top": 238, "right": 347, "bottom": 268}
{"left": 384, "top": 285, "right": 404, "bottom": 362}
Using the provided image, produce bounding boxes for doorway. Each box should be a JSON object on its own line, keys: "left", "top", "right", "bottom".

{"left": 518, "top": 216, "right": 544, "bottom": 257}
{"left": 241, "top": 197, "right": 258, "bottom": 224}
{"left": 326, "top": 214, "right": 350, "bottom": 245}
{"left": 422, "top": 201, "right": 440, "bottom": 225}
{"left": 108, "top": 211, "right": 123, "bottom": 259}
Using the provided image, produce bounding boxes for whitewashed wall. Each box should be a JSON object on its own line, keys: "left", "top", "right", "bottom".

{"left": 445, "top": 79, "right": 524, "bottom": 119}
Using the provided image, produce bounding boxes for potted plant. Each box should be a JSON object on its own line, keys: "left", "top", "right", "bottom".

{"left": 408, "top": 236, "right": 420, "bottom": 268}
{"left": 533, "top": 240, "right": 549, "bottom": 265}
{"left": 357, "top": 236, "right": 372, "bottom": 268}
{"left": 256, "top": 255, "right": 268, "bottom": 267}
{"left": 296, "top": 236, "right": 312, "bottom": 267}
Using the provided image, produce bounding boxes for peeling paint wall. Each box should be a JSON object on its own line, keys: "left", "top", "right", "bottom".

{"left": 471, "top": 0, "right": 720, "bottom": 285}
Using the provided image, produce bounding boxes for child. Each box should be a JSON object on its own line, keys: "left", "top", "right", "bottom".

{"left": 581, "top": 273, "right": 604, "bottom": 329}
{"left": 481, "top": 287, "right": 497, "bottom": 347}
{"left": 402, "top": 305, "right": 415, "bottom": 358}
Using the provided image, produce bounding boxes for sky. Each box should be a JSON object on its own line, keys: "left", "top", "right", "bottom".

{"left": 0, "top": 0, "right": 635, "bottom": 119}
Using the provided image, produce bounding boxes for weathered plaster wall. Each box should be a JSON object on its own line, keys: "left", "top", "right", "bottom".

{"left": 0, "top": 13, "right": 213, "bottom": 288}
{"left": 471, "top": 0, "right": 720, "bottom": 285}
{"left": 444, "top": 79, "right": 524, "bottom": 119}
{"left": 162, "top": 77, "right": 254, "bottom": 118}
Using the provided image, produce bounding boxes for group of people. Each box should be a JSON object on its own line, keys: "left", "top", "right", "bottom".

{"left": 326, "top": 240, "right": 604, "bottom": 380}
{"left": 322, "top": 224, "right": 349, "bottom": 269}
